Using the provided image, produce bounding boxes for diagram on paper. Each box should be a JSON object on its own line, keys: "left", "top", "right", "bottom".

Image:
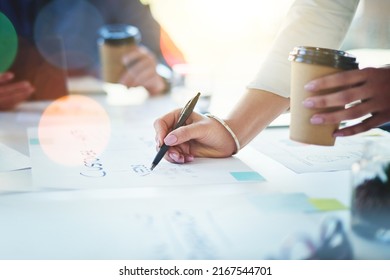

{"left": 28, "top": 125, "right": 265, "bottom": 189}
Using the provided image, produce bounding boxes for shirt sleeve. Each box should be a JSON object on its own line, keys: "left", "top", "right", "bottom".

{"left": 96, "top": 0, "right": 163, "bottom": 59}
{"left": 247, "top": 0, "right": 360, "bottom": 98}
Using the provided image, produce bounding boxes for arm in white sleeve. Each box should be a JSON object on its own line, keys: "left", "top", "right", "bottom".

{"left": 248, "top": 0, "right": 360, "bottom": 98}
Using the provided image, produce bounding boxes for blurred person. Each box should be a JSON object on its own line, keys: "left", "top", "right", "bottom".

{"left": 153, "top": 0, "right": 390, "bottom": 164}
{"left": 0, "top": 0, "right": 185, "bottom": 110}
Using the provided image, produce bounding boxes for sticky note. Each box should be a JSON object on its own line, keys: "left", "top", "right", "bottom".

{"left": 247, "top": 193, "right": 348, "bottom": 213}
{"left": 230, "top": 171, "right": 265, "bottom": 182}
{"left": 309, "top": 198, "right": 348, "bottom": 211}
{"left": 29, "top": 138, "right": 40, "bottom": 145}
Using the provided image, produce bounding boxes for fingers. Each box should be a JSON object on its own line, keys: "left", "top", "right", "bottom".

{"left": 302, "top": 67, "right": 390, "bottom": 137}
{"left": 304, "top": 68, "right": 369, "bottom": 92}
{"left": 0, "top": 72, "right": 14, "bottom": 82}
{"left": 0, "top": 80, "right": 35, "bottom": 110}
{"left": 161, "top": 121, "right": 208, "bottom": 164}
{"left": 120, "top": 55, "right": 154, "bottom": 86}
{"left": 153, "top": 108, "right": 182, "bottom": 147}
{"left": 309, "top": 99, "right": 377, "bottom": 125}
{"left": 334, "top": 112, "right": 390, "bottom": 137}
{"left": 154, "top": 110, "right": 205, "bottom": 145}
{"left": 119, "top": 46, "right": 164, "bottom": 95}
{"left": 303, "top": 69, "right": 373, "bottom": 109}
{"left": 154, "top": 111, "right": 225, "bottom": 164}
{"left": 164, "top": 121, "right": 206, "bottom": 145}
{"left": 153, "top": 117, "right": 194, "bottom": 164}
{"left": 164, "top": 145, "right": 194, "bottom": 164}
{"left": 142, "top": 75, "right": 166, "bottom": 96}
{"left": 303, "top": 86, "right": 369, "bottom": 109}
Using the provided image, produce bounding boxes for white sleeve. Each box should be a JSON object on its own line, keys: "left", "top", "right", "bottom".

{"left": 247, "top": 0, "right": 360, "bottom": 98}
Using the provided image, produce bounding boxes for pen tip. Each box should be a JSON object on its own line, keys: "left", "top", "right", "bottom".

{"left": 150, "top": 164, "right": 156, "bottom": 171}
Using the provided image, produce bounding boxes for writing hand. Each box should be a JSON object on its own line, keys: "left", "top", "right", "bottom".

{"left": 153, "top": 109, "right": 236, "bottom": 164}
{"left": 303, "top": 67, "right": 390, "bottom": 136}
{"left": 0, "top": 72, "right": 35, "bottom": 110}
{"left": 119, "top": 45, "right": 166, "bottom": 96}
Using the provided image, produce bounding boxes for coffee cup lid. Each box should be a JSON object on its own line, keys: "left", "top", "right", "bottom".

{"left": 289, "top": 46, "right": 358, "bottom": 70}
{"left": 98, "top": 24, "right": 141, "bottom": 45}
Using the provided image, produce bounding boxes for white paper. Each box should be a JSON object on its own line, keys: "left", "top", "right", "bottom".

{"left": 251, "top": 128, "right": 390, "bottom": 173}
{"left": 0, "top": 142, "right": 31, "bottom": 172}
{"left": 0, "top": 191, "right": 320, "bottom": 260}
{"left": 28, "top": 124, "right": 265, "bottom": 189}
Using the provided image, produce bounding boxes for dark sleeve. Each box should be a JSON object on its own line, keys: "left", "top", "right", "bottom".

{"left": 0, "top": 0, "right": 51, "bottom": 43}
{"left": 91, "top": 0, "right": 162, "bottom": 58}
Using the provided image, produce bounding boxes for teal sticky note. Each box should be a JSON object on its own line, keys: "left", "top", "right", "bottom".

{"left": 230, "top": 171, "right": 265, "bottom": 182}
{"left": 29, "top": 138, "right": 40, "bottom": 145}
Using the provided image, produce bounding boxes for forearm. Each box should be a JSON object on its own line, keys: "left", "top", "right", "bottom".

{"left": 225, "top": 88, "right": 290, "bottom": 149}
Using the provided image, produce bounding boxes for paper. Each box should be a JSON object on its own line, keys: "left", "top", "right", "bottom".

{"left": 0, "top": 142, "right": 31, "bottom": 172}
{"left": 247, "top": 192, "right": 347, "bottom": 213}
{"left": 309, "top": 198, "right": 348, "bottom": 211}
{"left": 0, "top": 191, "right": 321, "bottom": 260}
{"left": 28, "top": 124, "right": 265, "bottom": 189}
{"left": 248, "top": 193, "right": 317, "bottom": 212}
{"left": 251, "top": 128, "right": 390, "bottom": 173}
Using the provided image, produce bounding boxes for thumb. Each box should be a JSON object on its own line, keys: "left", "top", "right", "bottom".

{"left": 164, "top": 121, "right": 207, "bottom": 146}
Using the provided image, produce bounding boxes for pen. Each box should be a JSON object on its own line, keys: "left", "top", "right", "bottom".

{"left": 150, "top": 92, "right": 201, "bottom": 170}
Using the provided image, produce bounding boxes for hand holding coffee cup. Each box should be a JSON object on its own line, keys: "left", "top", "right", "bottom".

{"left": 288, "top": 46, "right": 359, "bottom": 146}
{"left": 98, "top": 24, "right": 141, "bottom": 84}
{"left": 98, "top": 24, "right": 167, "bottom": 96}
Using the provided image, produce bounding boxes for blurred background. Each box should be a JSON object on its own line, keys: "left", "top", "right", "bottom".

{"left": 147, "top": 0, "right": 295, "bottom": 113}
{"left": 146, "top": 0, "right": 390, "bottom": 114}
{"left": 3, "top": 0, "right": 389, "bottom": 114}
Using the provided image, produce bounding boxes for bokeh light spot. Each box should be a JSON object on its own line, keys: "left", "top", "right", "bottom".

{"left": 34, "top": 0, "right": 104, "bottom": 71}
{"left": 38, "top": 95, "right": 111, "bottom": 166}
{"left": 0, "top": 12, "right": 18, "bottom": 72}
{"left": 160, "top": 27, "right": 186, "bottom": 67}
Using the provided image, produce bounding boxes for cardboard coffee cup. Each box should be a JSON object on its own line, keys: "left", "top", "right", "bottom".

{"left": 288, "top": 46, "right": 358, "bottom": 146}
{"left": 98, "top": 24, "right": 141, "bottom": 83}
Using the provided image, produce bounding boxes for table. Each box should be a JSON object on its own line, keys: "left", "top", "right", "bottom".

{"left": 0, "top": 91, "right": 389, "bottom": 260}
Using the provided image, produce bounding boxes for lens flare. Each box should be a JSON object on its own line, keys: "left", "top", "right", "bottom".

{"left": 34, "top": 0, "right": 104, "bottom": 71}
{"left": 0, "top": 12, "right": 18, "bottom": 72}
{"left": 38, "top": 95, "right": 111, "bottom": 166}
{"left": 160, "top": 27, "right": 186, "bottom": 67}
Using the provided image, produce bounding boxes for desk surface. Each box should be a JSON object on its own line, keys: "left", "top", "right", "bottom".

{"left": 0, "top": 93, "right": 389, "bottom": 260}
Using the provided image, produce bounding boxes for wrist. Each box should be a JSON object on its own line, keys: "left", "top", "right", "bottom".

{"left": 156, "top": 63, "right": 172, "bottom": 93}
{"left": 205, "top": 113, "right": 240, "bottom": 155}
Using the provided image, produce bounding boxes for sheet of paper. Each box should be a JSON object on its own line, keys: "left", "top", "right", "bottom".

{"left": 0, "top": 142, "right": 31, "bottom": 172}
{"left": 28, "top": 124, "right": 265, "bottom": 189}
{"left": 0, "top": 191, "right": 321, "bottom": 260}
{"left": 247, "top": 192, "right": 347, "bottom": 213}
{"left": 251, "top": 128, "right": 390, "bottom": 173}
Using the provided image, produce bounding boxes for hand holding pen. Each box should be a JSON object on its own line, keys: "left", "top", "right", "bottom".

{"left": 152, "top": 92, "right": 240, "bottom": 168}
{"left": 151, "top": 92, "right": 201, "bottom": 170}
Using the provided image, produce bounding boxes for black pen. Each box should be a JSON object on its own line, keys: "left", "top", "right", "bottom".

{"left": 150, "top": 92, "right": 201, "bottom": 171}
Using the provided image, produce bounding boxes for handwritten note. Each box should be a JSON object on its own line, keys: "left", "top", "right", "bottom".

{"left": 28, "top": 124, "right": 264, "bottom": 189}
{"left": 251, "top": 128, "right": 390, "bottom": 173}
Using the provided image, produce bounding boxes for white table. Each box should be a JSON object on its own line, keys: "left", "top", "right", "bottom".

{"left": 0, "top": 93, "right": 389, "bottom": 260}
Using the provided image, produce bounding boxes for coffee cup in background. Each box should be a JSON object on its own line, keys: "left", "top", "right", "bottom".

{"left": 288, "top": 46, "right": 359, "bottom": 146}
{"left": 98, "top": 24, "right": 141, "bottom": 83}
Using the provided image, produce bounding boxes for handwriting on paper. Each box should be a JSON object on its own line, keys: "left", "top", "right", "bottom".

{"left": 79, "top": 150, "right": 107, "bottom": 178}
{"left": 131, "top": 164, "right": 151, "bottom": 176}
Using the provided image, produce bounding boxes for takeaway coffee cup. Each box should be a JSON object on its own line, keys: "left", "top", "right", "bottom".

{"left": 288, "top": 46, "right": 358, "bottom": 146}
{"left": 98, "top": 24, "right": 141, "bottom": 83}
